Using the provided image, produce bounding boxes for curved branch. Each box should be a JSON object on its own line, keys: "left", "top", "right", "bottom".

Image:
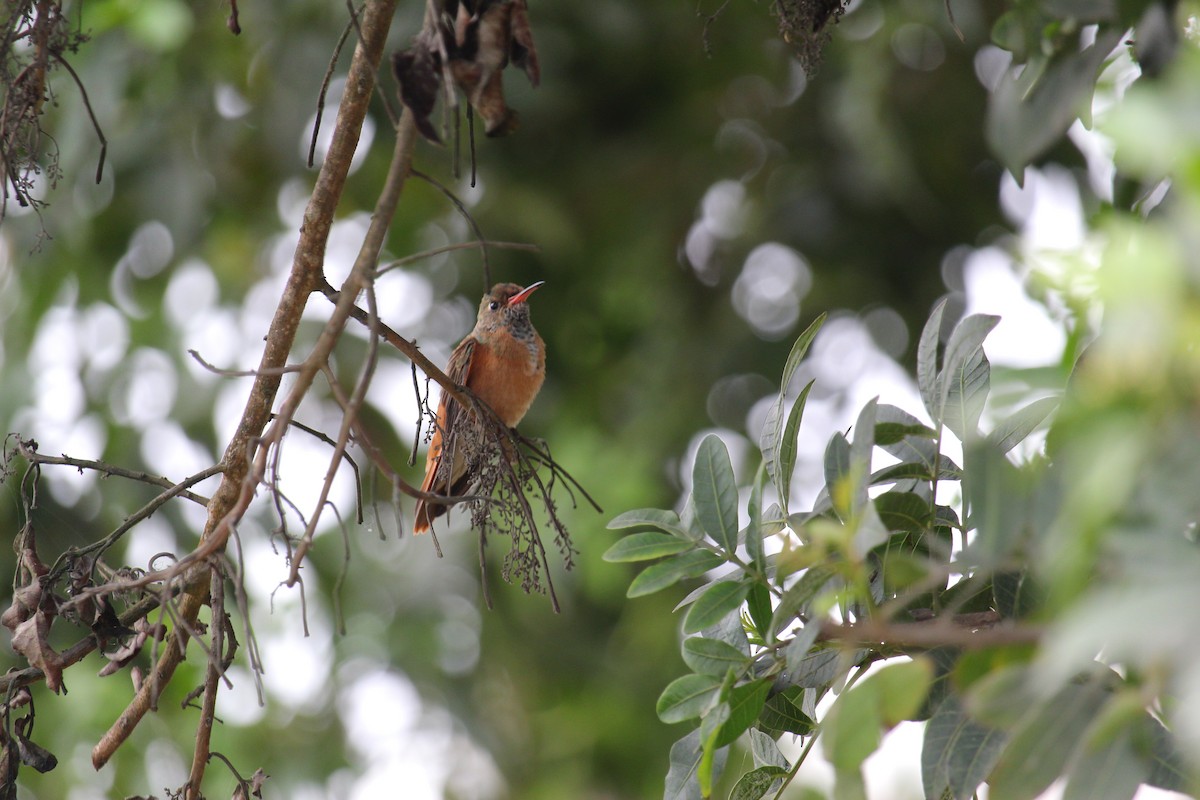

{"left": 90, "top": 0, "right": 400, "bottom": 772}
{"left": 283, "top": 110, "right": 418, "bottom": 584}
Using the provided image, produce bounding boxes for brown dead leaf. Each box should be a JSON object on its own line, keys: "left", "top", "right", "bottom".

{"left": 392, "top": 41, "right": 443, "bottom": 143}
{"left": 11, "top": 612, "right": 64, "bottom": 693}
{"left": 13, "top": 716, "right": 57, "bottom": 774}
{"left": 392, "top": 0, "right": 540, "bottom": 141}
{"left": 509, "top": 0, "right": 539, "bottom": 86}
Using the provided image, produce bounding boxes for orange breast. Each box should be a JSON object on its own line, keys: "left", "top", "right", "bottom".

{"left": 467, "top": 330, "right": 546, "bottom": 427}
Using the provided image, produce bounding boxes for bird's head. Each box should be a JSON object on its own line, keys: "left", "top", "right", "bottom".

{"left": 475, "top": 281, "right": 543, "bottom": 333}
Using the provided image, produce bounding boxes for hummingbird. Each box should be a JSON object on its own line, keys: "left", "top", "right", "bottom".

{"left": 413, "top": 281, "right": 545, "bottom": 533}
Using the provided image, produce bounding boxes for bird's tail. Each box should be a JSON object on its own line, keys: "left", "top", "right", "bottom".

{"left": 413, "top": 459, "right": 439, "bottom": 535}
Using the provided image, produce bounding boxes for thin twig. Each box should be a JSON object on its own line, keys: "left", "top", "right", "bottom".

{"left": 309, "top": 12, "right": 357, "bottom": 168}
{"left": 375, "top": 239, "right": 539, "bottom": 277}
{"left": 184, "top": 565, "right": 225, "bottom": 800}
{"left": 410, "top": 168, "right": 493, "bottom": 289}
{"left": 17, "top": 442, "right": 217, "bottom": 506}
{"left": 45, "top": 464, "right": 225, "bottom": 582}
{"left": 269, "top": 413, "right": 365, "bottom": 524}
{"left": 51, "top": 53, "right": 106, "bottom": 184}
{"left": 188, "top": 349, "right": 305, "bottom": 378}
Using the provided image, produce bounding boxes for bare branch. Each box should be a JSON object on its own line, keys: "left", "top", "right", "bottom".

{"left": 188, "top": 349, "right": 304, "bottom": 378}
{"left": 818, "top": 613, "right": 1042, "bottom": 650}
{"left": 375, "top": 239, "right": 539, "bottom": 277}
{"left": 50, "top": 52, "right": 105, "bottom": 184}
{"left": 16, "top": 441, "right": 218, "bottom": 507}
{"left": 183, "top": 566, "right": 224, "bottom": 800}
{"left": 410, "top": 168, "right": 494, "bottom": 290}
{"left": 90, "top": 0, "right": 401, "bottom": 770}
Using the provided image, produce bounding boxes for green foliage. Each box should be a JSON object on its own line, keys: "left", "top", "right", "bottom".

{"left": 4, "top": 0, "right": 1198, "bottom": 794}
{"left": 610, "top": 216, "right": 1200, "bottom": 799}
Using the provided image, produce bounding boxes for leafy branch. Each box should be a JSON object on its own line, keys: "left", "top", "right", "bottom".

{"left": 607, "top": 304, "right": 1191, "bottom": 800}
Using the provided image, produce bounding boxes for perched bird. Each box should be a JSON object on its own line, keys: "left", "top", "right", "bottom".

{"left": 414, "top": 281, "right": 546, "bottom": 534}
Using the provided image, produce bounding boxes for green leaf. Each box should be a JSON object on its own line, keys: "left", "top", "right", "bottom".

{"left": 607, "top": 507, "right": 693, "bottom": 539}
{"left": 922, "top": 695, "right": 1008, "bottom": 800}
{"left": 749, "top": 728, "right": 789, "bottom": 769}
{"left": 988, "top": 672, "right": 1117, "bottom": 800}
{"left": 730, "top": 766, "right": 789, "bottom": 800}
{"left": 705, "top": 606, "right": 752, "bottom": 654}
{"left": 758, "top": 685, "right": 815, "bottom": 737}
{"left": 684, "top": 580, "right": 751, "bottom": 634}
{"left": 874, "top": 491, "right": 934, "bottom": 536}
{"left": 714, "top": 678, "right": 772, "bottom": 748}
{"left": 627, "top": 551, "right": 724, "bottom": 598}
{"left": 852, "top": 499, "right": 890, "bottom": 558}
{"left": 987, "top": 395, "right": 1060, "bottom": 454}
{"left": 747, "top": 462, "right": 766, "bottom": 572}
{"left": 780, "top": 312, "right": 826, "bottom": 394}
{"left": 786, "top": 647, "right": 844, "bottom": 689}
{"left": 698, "top": 710, "right": 724, "bottom": 796}
{"left": 693, "top": 434, "right": 740, "bottom": 553}
{"left": 870, "top": 658, "right": 934, "bottom": 726}
{"left": 874, "top": 404, "right": 942, "bottom": 477}
{"left": 845, "top": 398, "right": 879, "bottom": 520}
{"left": 986, "top": 28, "right": 1125, "bottom": 178}
{"left": 963, "top": 664, "right": 1039, "bottom": 729}
{"left": 760, "top": 396, "right": 786, "bottom": 493}
{"left": 1062, "top": 725, "right": 1144, "bottom": 800}
{"left": 746, "top": 581, "right": 772, "bottom": 641}
{"left": 938, "top": 314, "right": 999, "bottom": 440}
{"left": 1142, "top": 713, "right": 1189, "bottom": 792}
{"left": 869, "top": 459, "right": 962, "bottom": 485}
{"left": 917, "top": 298, "right": 948, "bottom": 421}
{"left": 873, "top": 421, "right": 938, "bottom": 447}
{"left": 674, "top": 578, "right": 718, "bottom": 612}
{"left": 603, "top": 532, "right": 693, "bottom": 562}
{"left": 760, "top": 311, "right": 827, "bottom": 506}
{"left": 824, "top": 679, "right": 882, "bottom": 771}
{"left": 961, "top": 440, "right": 1040, "bottom": 567}
{"left": 775, "top": 380, "right": 815, "bottom": 509}
{"left": 832, "top": 766, "right": 868, "bottom": 800}
{"left": 682, "top": 637, "right": 752, "bottom": 677}
{"left": 823, "top": 432, "right": 851, "bottom": 508}
{"left": 768, "top": 566, "right": 836, "bottom": 641}
{"left": 992, "top": 569, "right": 1040, "bottom": 619}
{"left": 657, "top": 674, "right": 723, "bottom": 723}
{"left": 665, "top": 729, "right": 712, "bottom": 800}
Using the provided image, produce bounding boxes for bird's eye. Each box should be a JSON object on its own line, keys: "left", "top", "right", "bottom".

{"left": 489, "top": 301, "right": 500, "bottom": 311}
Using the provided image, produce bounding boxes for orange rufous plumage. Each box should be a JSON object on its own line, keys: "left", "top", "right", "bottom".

{"left": 413, "top": 281, "right": 546, "bottom": 534}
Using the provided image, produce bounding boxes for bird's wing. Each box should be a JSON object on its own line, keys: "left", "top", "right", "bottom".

{"left": 440, "top": 335, "right": 476, "bottom": 442}
{"left": 414, "top": 336, "right": 478, "bottom": 533}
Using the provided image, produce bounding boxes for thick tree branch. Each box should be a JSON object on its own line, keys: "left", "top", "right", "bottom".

{"left": 818, "top": 613, "right": 1042, "bottom": 650}
{"left": 89, "top": 0, "right": 399, "bottom": 772}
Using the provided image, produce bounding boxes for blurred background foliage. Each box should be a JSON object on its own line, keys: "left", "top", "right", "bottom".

{"left": 1, "top": 0, "right": 1197, "bottom": 797}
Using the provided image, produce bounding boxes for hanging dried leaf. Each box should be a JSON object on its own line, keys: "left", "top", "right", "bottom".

{"left": 98, "top": 618, "right": 164, "bottom": 678}
{"left": 508, "top": 0, "right": 539, "bottom": 86}
{"left": 3, "top": 527, "right": 65, "bottom": 693}
{"left": 0, "top": 742, "right": 18, "bottom": 800}
{"left": 392, "top": 41, "right": 444, "bottom": 143}
{"left": 10, "top": 612, "right": 65, "bottom": 693}
{"left": 13, "top": 716, "right": 57, "bottom": 773}
{"left": 0, "top": 582, "right": 42, "bottom": 632}
{"left": 392, "top": 0, "right": 540, "bottom": 141}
